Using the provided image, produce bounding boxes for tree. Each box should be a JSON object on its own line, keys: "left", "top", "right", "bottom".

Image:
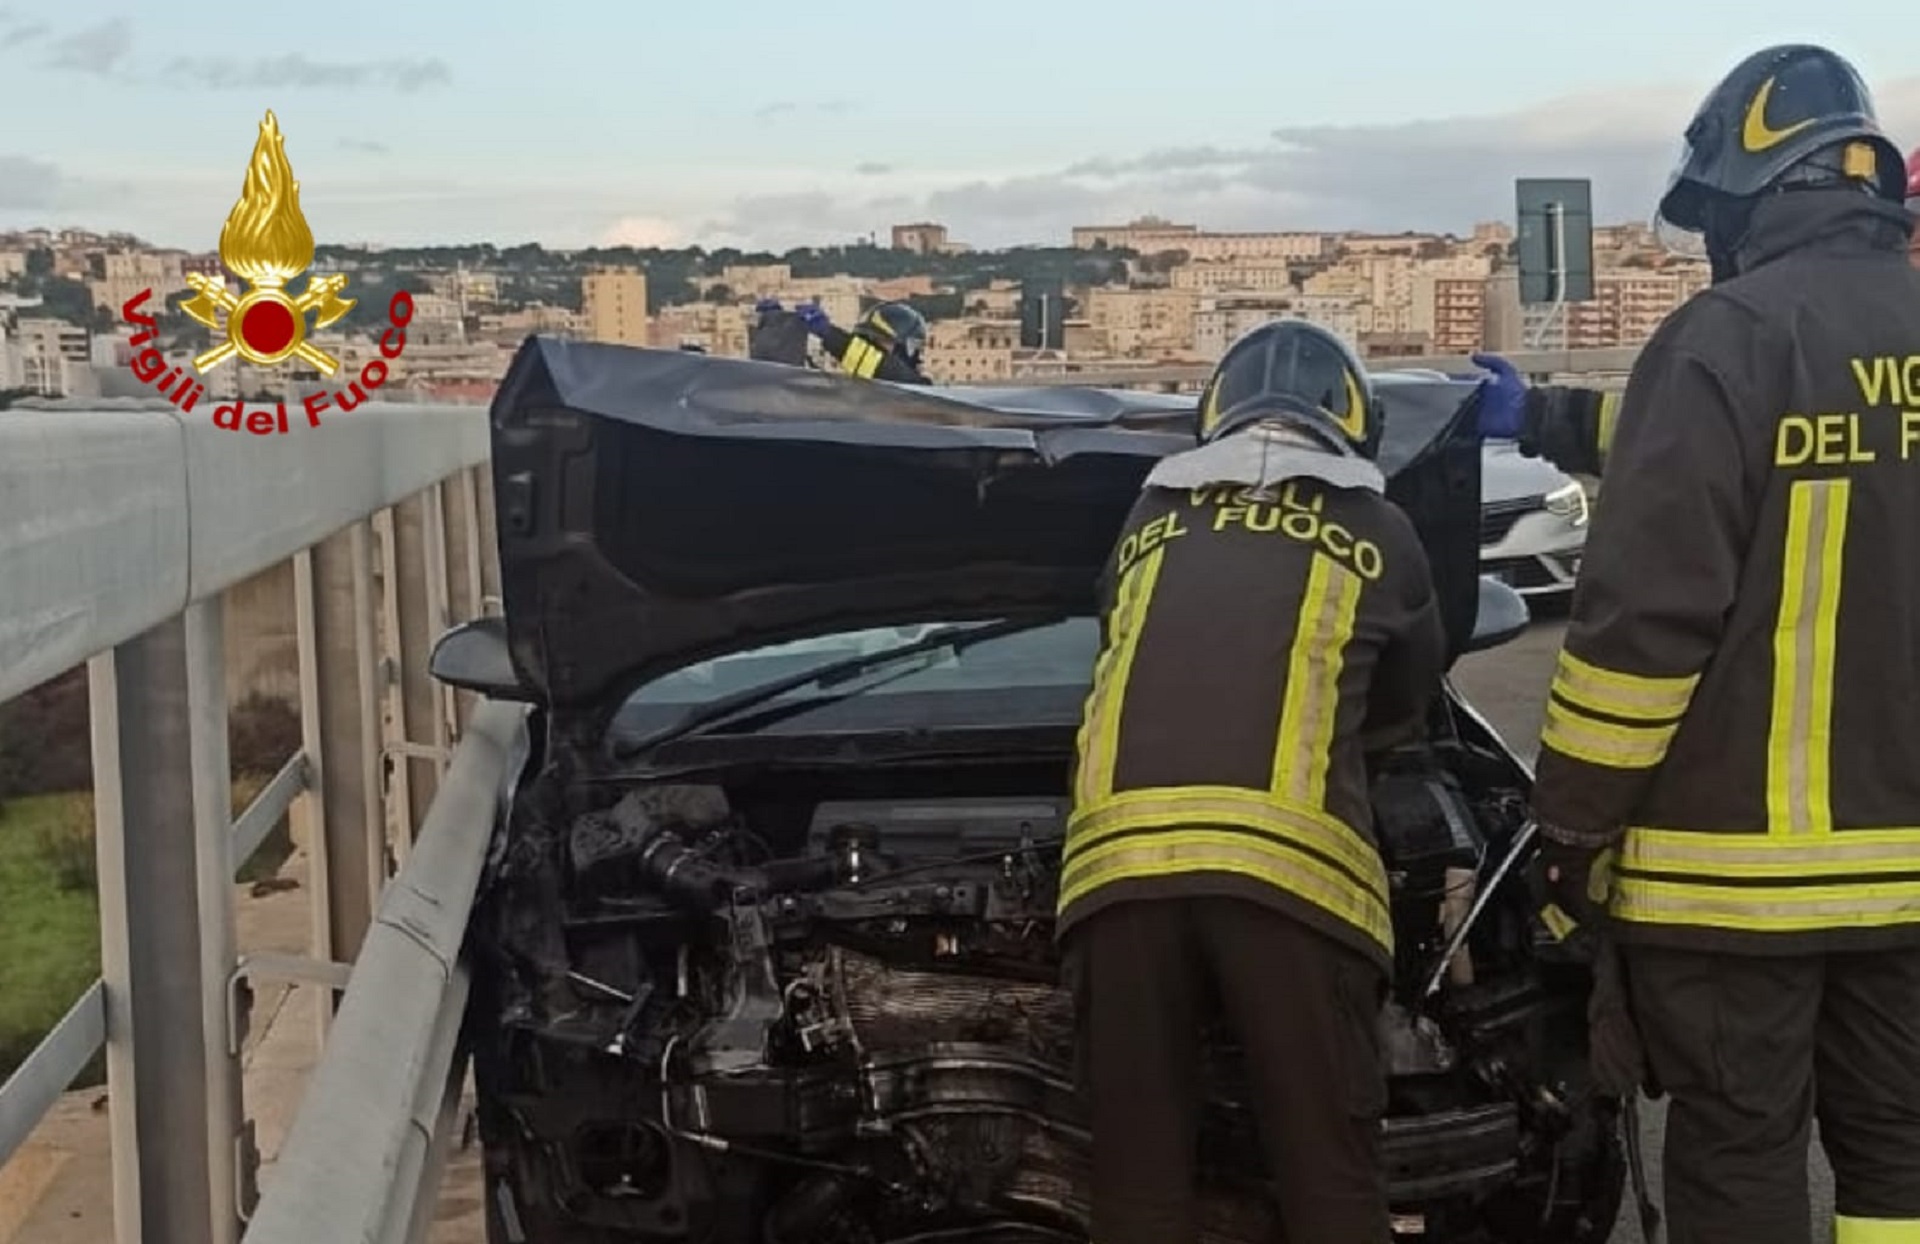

{"left": 31, "top": 277, "right": 94, "bottom": 327}
{"left": 703, "top": 284, "right": 735, "bottom": 305}
{"left": 24, "top": 247, "right": 52, "bottom": 277}
{"left": 904, "top": 292, "right": 964, "bottom": 321}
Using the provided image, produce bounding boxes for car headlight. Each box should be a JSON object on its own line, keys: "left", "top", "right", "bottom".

{"left": 1544, "top": 481, "right": 1588, "bottom": 528}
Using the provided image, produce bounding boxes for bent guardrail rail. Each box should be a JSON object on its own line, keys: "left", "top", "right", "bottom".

{"left": 0, "top": 398, "right": 495, "bottom": 1244}
{"left": 240, "top": 698, "right": 522, "bottom": 1244}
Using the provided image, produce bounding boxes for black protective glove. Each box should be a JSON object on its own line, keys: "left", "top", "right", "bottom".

{"left": 1533, "top": 831, "right": 1615, "bottom": 932}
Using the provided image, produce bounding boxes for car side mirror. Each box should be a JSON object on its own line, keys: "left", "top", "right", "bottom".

{"left": 429, "top": 616, "right": 532, "bottom": 699}
{"left": 1466, "top": 576, "right": 1531, "bottom": 653}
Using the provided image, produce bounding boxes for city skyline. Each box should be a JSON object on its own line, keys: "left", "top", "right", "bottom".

{"left": 1, "top": 4, "right": 1916, "bottom": 250}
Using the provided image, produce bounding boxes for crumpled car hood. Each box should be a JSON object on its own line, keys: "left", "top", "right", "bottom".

{"left": 487, "top": 336, "right": 1484, "bottom": 712}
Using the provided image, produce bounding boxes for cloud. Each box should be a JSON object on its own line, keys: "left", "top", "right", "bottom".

{"left": 600, "top": 215, "right": 683, "bottom": 248}
{"left": 163, "top": 53, "right": 450, "bottom": 92}
{"left": 700, "top": 76, "right": 1920, "bottom": 250}
{"left": 13, "top": 75, "right": 1918, "bottom": 253}
{"left": 698, "top": 191, "right": 890, "bottom": 250}
{"left": 339, "top": 138, "right": 390, "bottom": 154}
{"left": 754, "top": 98, "right": 857, "bottom": 124}
{"left": 854, "top": 161, "right": 893, "bottom": 176}
{"left": 0, "top": 10, "right": 47, "bottom": 47}
{"left": 0, "top": 155, "right": 62, "bottom": 209}
{"left": 43, "top": 17, "right": 131, "bottom": 75}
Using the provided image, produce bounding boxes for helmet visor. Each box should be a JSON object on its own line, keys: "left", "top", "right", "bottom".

{"left": 1654, "top": 134, "right": 1709, "bottom": 259}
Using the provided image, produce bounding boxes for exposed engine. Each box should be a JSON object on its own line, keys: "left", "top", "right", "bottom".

{"left": 472, "top": 731, "right": 1623, "bottom": 1244}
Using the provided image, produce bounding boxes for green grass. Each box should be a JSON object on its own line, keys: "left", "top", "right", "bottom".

{"left": 0, "top": 780, "right": 293, "bottom": 1085}
{"left": 0, "top": 792, "right": 101, "bottom": 1082}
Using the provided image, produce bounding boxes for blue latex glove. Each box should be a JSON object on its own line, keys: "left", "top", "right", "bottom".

{"left": 796, "top": 301, "right": 831, "bottom": 336}
{"left": 753, "top": 297, "right": 784, "bottom": 314}
{"left": 1471, "top": 351, "right": 1526, "bottom": 440}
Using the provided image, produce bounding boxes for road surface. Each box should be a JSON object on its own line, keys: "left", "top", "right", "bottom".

{"left": 1452, "top": 613, "right": 1835, "bottom": 1243}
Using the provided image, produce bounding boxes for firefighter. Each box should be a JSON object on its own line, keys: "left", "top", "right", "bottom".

{"left": 1061, "top": 319, "right": 1446, "bottom": 1244}
{"left": 1488, "top": 44, "right": 1920, "bottom": 1244}
{"left": 796, "top": 299, "right": 931, "bottom": 384}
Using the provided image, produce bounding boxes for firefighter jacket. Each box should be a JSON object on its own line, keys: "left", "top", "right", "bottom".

{"left": 817, "top": 324, "right": 931, "bottom": 385}
{"left": 1058, "top": 458, "right": 1446, "bottom": 972}
{"left": 1521, "top": 385, "right": 1623, "bottom": 477}
{"left": 1530, "top": 189, "right": 1920, "bottom": 955}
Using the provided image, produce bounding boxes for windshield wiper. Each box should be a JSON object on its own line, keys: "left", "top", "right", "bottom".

{"left": 611, "top": 614, "right": 1069, "bottom": 760}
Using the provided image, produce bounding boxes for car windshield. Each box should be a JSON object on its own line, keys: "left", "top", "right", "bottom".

{"left": 609, "top": 617, "right": 1101, "bottom": 740}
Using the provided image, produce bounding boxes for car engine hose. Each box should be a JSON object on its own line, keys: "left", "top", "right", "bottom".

{"left": 763, "top": 1173, "right": 854, "bottom": 1244}
{"left": 634, "top": 831, "right": 766, "bottom": 911}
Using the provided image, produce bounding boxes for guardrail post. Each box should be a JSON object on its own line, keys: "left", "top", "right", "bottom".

{"left": 88, "top": 599, "right": 244, "bottom": 1244}
{"left": 310, "top": 522, "right": 384, "bottom": 969}
{"left": 475, "top": 464, "right": 502, "bottom": 611}
{"left": 445, "top": 470, "right": 486, "bottom": 732}
{"left": 393, "top": 492, "right": 444, "bottom": 837}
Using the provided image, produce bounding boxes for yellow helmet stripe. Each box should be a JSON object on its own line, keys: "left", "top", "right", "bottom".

{"left": 1335, "top": 370, "right": 1368, "bottom": 441}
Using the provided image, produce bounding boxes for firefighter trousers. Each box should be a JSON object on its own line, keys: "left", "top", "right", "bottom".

{"left": 1068, "top": 896, "right": 1391, "bottom": 1244}
{"left": 1624, "top": 944, "right": 1920, "bottom": 1244}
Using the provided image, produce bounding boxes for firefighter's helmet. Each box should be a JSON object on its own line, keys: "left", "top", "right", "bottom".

{"left": 855, "top": 302, "right": 929, "bottom": 367}
{"left": 1657, "top": 44, "right": 1906, "bottom": 243}
{"left": 1197, "top": 320, "right": 1381, "bottom": 459}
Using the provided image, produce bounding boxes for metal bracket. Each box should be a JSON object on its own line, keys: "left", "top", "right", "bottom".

{"left": 228, "top": 952, "right": 355, "bottom": 1055}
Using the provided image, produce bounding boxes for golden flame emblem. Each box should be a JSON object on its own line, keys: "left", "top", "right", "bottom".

{"left": 178, "top": 111, "right": 356, "bottom": 375}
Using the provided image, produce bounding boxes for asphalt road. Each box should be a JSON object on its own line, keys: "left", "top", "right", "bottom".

{"left": 1450, "top": 613, "right": 1836, "bottom": 1243}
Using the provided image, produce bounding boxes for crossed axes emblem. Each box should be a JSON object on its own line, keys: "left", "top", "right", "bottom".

{"left": 179, "top": 272, "right": 356, "bottom": 376}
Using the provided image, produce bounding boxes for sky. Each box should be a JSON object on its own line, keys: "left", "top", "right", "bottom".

{"left": 1, "top": 2, "right": 1915, "bottom": 252}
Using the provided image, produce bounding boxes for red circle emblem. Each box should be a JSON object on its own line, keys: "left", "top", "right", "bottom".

{"left": 240, "top": 301, "right": 297, "bottom": 356}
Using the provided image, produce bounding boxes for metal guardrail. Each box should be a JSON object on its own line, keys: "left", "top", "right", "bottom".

{"left": 0, "top": 399, "right": 490, "bottom": 707}
{"left": 0, "top": 398, "right": 494, "bottom": 1244}
{"left": 1011, "top": 346, "right": 1643, "bottom": 390}
{"left": 240, "top": 699, "right": 522, "bottom": 1244}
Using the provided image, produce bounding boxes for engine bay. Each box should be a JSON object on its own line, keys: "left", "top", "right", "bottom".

{"left": 470, "top": 723, "right": 1621, "bottom": 1244}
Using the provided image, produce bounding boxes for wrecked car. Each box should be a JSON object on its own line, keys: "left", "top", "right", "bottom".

{"left": 432, "top": 339, "right": 1626, "bottom": 1243}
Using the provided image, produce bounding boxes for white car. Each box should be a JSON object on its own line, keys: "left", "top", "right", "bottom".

{"left": 1478, "top": 440, "right": 1588, "bottom": 597}
{"left": 1372, "top": 369, "right": 1588, "bottom": 600}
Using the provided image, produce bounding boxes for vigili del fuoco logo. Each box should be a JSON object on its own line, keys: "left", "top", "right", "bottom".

{"left": 118, "top": 110, "right": 414, "bottom": 434}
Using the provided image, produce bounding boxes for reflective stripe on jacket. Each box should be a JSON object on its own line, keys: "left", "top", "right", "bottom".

{"left": 1530, "top": 191, "right": 1920, "bottom": 953}
{"left": 1060, "top": 474, "right": 1445, "bottom": 970}
{"left": 839, "top": 335, "right": 889, "bottom": 379}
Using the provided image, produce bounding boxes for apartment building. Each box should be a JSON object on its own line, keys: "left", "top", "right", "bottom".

{"left": 964, "top": 281, "right": 1022, "bottom": 317}
{"left": 474, "top": 303, "right": 580, "bottom": 345}
{"left": 88, "top": 250, "right": 185, "bottom": 314}
{"left": 1194, "top": 294, "right": 1294, "bottom": 359}
{"left": 650, "top": 302, "right": 752, "bottom": 357}
{"left": 1341, "top": 233, "right": 1449, "bottom": 257}
{"left": 1191, "top": 293, "right": 1365, "bottom": 360}
{"left": 1080, "top": 286, "right": 1198, "bottom": 357}
{"left": 1171, "top": 258, "right": 1297, "bottom": 295}
{"left": 1073, "top": 218, "right": 1335, "bottom": 263}
{"left": 581, "top": 267, "right": 650, "bottom": 346}
{"left": 870, "top": 276, "right": 937, "bottom": 302}
{"left": 891, "top": 223, "right": 949, "bottom": 255}
{"left": 701, "top": 264, "right": 864, "bottom": 326}
{"left": 924, "top": 318, "right": 1018, "bottom": 383}
{"left": 8, "top": 317, "right": 90, "bottom": 395}
{"left": 1482, "top": 265, "right": 1708, "bottom": 351}
{"left": 427, "top": 267, "right": 501, "bottom": 308}
{"left": 1287, "top": 294, "right": 1364, "bottom": 345}
{"left": 1419, "top": 277, "right": 1489, "bottom": 354}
